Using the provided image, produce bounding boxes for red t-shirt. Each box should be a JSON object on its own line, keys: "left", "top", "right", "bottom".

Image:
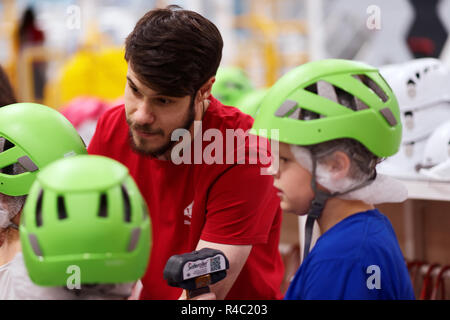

{"left": 88, "top": 96, "right": 284, "bottom": 300}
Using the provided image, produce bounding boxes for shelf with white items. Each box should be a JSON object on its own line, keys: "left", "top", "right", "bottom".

{"left": 398, "top": 178, "right": 450, "bottom": 202}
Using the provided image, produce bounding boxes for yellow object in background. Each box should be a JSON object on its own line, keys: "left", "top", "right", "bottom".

{"left": 57, "top": 47, "right": 127, "bottom": 105}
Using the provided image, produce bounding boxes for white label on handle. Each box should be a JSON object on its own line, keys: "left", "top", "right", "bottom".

{"left": 182, "top": 254, "right": 226, "bottom": 280}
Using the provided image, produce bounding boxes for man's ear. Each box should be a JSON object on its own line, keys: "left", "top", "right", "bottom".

{"left": 197, "top": 76, "right": 215, "bottom": 101}
{"left": 323, "top": 151, "right": 351, "bottom": 179}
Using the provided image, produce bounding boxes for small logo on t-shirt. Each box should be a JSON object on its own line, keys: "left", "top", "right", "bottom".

{"left": 184, "top": 201, "right": 194, "bottom": 225}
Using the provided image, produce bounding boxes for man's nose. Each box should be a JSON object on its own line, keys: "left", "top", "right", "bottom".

{"left": 133, "top": 102, "right": 156, "bottom": 125}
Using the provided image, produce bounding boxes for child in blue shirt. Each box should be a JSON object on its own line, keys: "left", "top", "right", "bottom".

{"left": 251, "top": 59, "right": 415, "bottom": 300}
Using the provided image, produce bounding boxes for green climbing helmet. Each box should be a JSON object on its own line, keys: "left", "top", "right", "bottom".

{"left": 212, "top": 67, "right": 254, "bottom": 107}
{"left": 236, "top": 88, "right": 269, "bottom": 118}
{"left": 251, "top": 59, "right": 402, "bottom": 157}
{"left": 0, "top": 103, "right": 87, "bottom": 196}
{"left": 20, "top": 155, "right": 151, "bottom": 287}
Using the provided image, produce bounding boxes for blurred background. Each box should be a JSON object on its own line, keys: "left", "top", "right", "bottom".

{"left": 2, "top": 0, "right": 450, "bottom": 108}
{"left": 1, "top": 0, "right": 450, "bottom": 299}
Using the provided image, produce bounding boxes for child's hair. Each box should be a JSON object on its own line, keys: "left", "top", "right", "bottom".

{"left": 305, "top": 138, "right": 382, "bottom": 182}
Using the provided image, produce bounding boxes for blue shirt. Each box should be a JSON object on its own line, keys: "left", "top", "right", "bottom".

{"left": 284, "top": 209, "right": 415, "bottom": 300}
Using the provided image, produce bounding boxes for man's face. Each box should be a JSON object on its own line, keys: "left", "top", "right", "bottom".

{"left": 124, "top": 66, "right": 196, "bottom": 158}
{"left": 271, "top": 142, "right": 315, "bottom": 215}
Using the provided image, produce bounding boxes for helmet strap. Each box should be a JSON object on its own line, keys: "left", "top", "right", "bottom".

{"left": 8, "top": 222, "right": 19, "bottom": 230}
{"left": 303, "top": 154, "right": 377, "bottom": 261}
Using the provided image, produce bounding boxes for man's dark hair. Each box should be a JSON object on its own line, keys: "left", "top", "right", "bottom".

{"left": 0, "top": 65, "right": 17, "bottom": 107}
{"left": 125, "top": 5, "right": 223, "bottom": 97}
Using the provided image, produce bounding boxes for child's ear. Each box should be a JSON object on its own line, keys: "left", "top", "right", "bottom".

{"left": 325, "top": 151, "right": 351, "bottom": 179}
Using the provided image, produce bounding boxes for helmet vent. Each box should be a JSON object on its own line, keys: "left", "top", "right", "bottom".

{"left": 380, "top": 108, "right": 398, "bottom": 126}
{"left": 306, "top": 80, "right": 369, "bottom": 112}
{"left": 57, "top": 196, "right": 68, "bottom": 220}
{"left": 36, "top": 189, "right": 44, "bottom": 227}
{"left": 316, "top": 80, "right": 338, "bottom": 102}
{"left": 121, "top": 185, "right": 131, "bottom": 223}
{"left": 0, "top": 138, "right": 15, "bottom": 175}
{"left": 275, "top": 100, "right": 297, "bottom": 117}
{"left": 275, "top": 99, "right": 323, "bottom": 121}
{"left": 289, "top": 108, "right": 301, "bottom": 119}
{"left": 127, "top": 228, "right": 141, "bottom": 252}
{"left": 98, "top": 193, "right": 108, "bottom": 218}
{"left": 17, "top": 156, "right": 39, "bottom": 172}
{"left": 0, "top": 137, "right": 5, "bottom": 152}
{"left": 226, "top": 82, "right": 243, "bottom": 90}
{"left": 28, "top": 234, "right": 43, "bottom": 257}
{"left": 353, "top": 74, "right": 388, "bottom": 103}
{"left": 298, "top": 108, "right": 321, "bottom": 121}
{"left": 0, "top": 137, "right": 14, "bottom": 153}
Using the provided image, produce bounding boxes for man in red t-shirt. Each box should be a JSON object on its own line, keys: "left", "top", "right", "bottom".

{"left": 88, "top": 5, "right": 284, "bottom": 300}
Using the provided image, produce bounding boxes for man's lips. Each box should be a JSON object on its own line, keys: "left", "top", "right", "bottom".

{"left": 133, "top": 128, "right": 162, "bottom": 138}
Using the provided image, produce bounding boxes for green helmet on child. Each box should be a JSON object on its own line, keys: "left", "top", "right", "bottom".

{"left": 20, "top": 155, "right": 151, "bottom": 287}
{"left": 251, "top": 59, "right": 402, "bottom": 157}
{"left": 212, "top": 67, "right": 254, "bottom": 107}
{"left": 0, "top": 103, "right": 87, "bottom": 196}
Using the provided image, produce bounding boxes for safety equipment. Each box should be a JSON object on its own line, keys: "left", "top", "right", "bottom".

{"left": 20, "top": 155, "right": 151, "bottom": 287}
{"left": 290, "top": 145, "right": 408, "bottom": 204}
{"left": 417, "top": 120, "right": 450, "bottom": 181}
{"left": 251, "top": 59, "right": 402, "bottom": 260}
{"left": 378, "top": 58, "right": 450, "bottom": 178}
{"left": 376, "top": 139, "right": 426, "bottom": 179}
{"left": 0, "top": 103, "right": 87, "bottom": 196}
{"left": 235, "top": 88, "right": 268, "bottom": 118}
{"left": 252, "top": 59, "right": 401, "bottom": 157}
{"left": 380, "top": 58, "right": 450, "bottom": 141}
{"left": 211, "top": 67, "right": 254, "bottom": 107}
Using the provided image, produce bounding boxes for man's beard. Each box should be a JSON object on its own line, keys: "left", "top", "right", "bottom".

{"left": 127, "top": 97, "right": 196, "bottom": 159}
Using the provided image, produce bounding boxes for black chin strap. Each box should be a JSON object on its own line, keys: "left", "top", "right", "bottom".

{"left": 302, "top": 155, "right": 377, "bottom": 261}
{"left": 8, "top": 223, "right": 19, "bottom": 230}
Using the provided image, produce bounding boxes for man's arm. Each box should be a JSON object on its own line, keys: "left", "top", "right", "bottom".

{"left": 199, "top": 240, "right": 252, "bottom": 299}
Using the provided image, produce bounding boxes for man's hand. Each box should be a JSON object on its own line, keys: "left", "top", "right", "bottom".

{"left": 179, "top": 291, "right": 217, "bottom": 300}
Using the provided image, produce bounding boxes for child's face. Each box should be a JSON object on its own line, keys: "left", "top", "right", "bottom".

{"left": 271, "top": 142, "right": 315, "bottom": 215}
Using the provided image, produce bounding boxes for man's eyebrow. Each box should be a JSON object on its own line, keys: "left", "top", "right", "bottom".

{"left": 126, "top": 76, "right": 138, "bottom": 88}
{"left": 126, "top": 76, "right": 169, "bottom": 97}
